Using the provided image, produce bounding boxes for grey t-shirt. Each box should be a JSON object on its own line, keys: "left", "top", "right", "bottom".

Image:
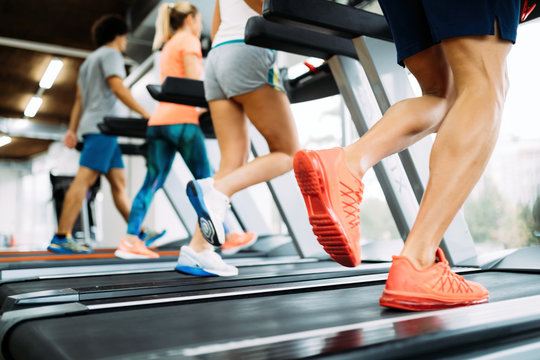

{"left": 77, "top": 46, "right": 127, "bottom": 137}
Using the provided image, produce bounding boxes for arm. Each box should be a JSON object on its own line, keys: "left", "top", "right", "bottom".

{"left": 107, "top": 76, "right": 151, "bottom": 118}
{"left": 211, "top": 0, "right": 221, "bottom": 41}
{"left": 244, "top": 0, "right": 264, "bottom": 14}
{"left": 183, "top": 54, "right": 200, "bottom": 80}
{"left": 63, "top": 84, "right": 82, "bottom": 149}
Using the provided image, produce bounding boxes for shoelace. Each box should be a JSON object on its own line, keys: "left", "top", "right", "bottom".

{"left": 340, "top": 181, "right": 362, "bottom": 227}
{"left": 434, "top": 263, "right": 474, "bottom": 294}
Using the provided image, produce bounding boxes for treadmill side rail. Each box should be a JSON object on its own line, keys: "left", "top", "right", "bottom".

{"left": 2, "top": 288, "right": 79, "bottom": 314}
{"left": 0, "top": 303, "right": 89, "bottom": 360}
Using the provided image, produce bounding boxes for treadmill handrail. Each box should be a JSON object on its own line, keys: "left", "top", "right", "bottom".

{"left": 146, "top": 77, "right": 208, "bottom": 108}
{"left": 245, "top": 16, "right": 358, "bottom": 60}
{"left": 263, "top": 0, "right": 393, "bottom": 42}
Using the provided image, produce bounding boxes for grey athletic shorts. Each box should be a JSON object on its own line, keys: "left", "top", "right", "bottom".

{"left": 204, "top": 41, "right": 284, "bottom": 101}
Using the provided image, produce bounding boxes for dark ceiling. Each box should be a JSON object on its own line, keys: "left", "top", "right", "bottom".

{"left": 0, "top": 0, "right": 139, "bottom": 159}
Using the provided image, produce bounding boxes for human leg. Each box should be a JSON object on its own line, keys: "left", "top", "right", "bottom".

{"left": 56, "top": 166, "right": 100, "bottom": 234}
{"left": 185, "top": 99, "right": 247, "bottom": 246}
{"left": 213, "top": 85, "right": 300, "bottom": 197}
{"left": 294, "top": 45, "right": 454, "bottom": 266}
{"left": 380, "top": 32, "right": 513, "bottom": 310}
{"left": 49, "top": 166, "right": 99, "bottom": 254}
{"left": 125, "top": 134, "right": 176, "bottom": 241}
{"left": 400, "top": 34, "right": 512, "bottom": 269}
{"left": 344, "top": 45, "right": 454, "bottom": 177}
{"left": 105, "top": 168, "right": 131, "bottom": 222}
{"left": 115, "top": 134, "right": 174, "bottom": 259}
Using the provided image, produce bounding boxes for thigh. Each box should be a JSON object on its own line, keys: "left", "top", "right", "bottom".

{"left": 209, "top": 99, "right": 250, "bottom": 174}
{"left": 233, "top": 85, "right": 299, "bottom": 156}
{"left": 172, "top": 124, "right": 212, "bottom": 180}
{"left": 73, "top": 166, "right": 100, "bottom": 188}
{"left": 147, "top": 126, "right": 177, "bottom": 178}
{"left": 403, "top": 44, "right": 452, "bottom": 97}
{"left": 105, "top": 168, "right": 127, "bottom": 192}
{"left": 441, "top": 32, "right": 513, "bottom": 92}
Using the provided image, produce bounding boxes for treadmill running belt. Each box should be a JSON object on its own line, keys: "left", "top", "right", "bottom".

{"left": 5, "top": 271, "right": 540, "bottom": 359}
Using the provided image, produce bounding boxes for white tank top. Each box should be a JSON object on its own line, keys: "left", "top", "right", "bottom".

{"left": 212, "top": 0, "right": 259, "bottom": 47}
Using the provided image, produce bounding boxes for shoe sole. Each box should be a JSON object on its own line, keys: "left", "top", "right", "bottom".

{"left": 186, "top": 181, "right": 222, "bottom": 246}
{"left": 47, "top": 246, "right": 92, "bottom": 255}
{"left": 175, "top": 264, "right": 238, "bottom": 277}
{"left": 114, "top": 250, "right": 159, "bottom": 259}
{"left": 221, "top": 235, "right": 258, "bottom": 256}
{"left": 293, "top": 150, "right": 360, "bottom": 267}
{"left": 379, "top": 290, "right": 489, "bottom": 311}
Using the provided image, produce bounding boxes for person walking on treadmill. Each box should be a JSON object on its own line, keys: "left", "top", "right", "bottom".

{"left": 176, "top": 0, "right": 300, "bottom": 276}
{"left": 115, "top": 2, "right": 257, "bottom": 259}
{"left": 48, "top": 15, "right": 155, "bottom": 254}
{"left": 294, "top": 0, "right": 520, "bottom": 310}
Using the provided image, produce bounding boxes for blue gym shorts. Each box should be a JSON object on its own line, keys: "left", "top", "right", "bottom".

{"left": 79, "top": 134, "right": 124, "bottom": 174}
{"left": 378, "top": 0, "right": 520, "bottom": 66}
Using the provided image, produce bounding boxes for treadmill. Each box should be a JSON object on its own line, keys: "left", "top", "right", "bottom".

{"left": 0, "top": 49, "right": 389, "bottom": 313}
{"left": 2, "top": 2, "right": 540, "bottom": 359}
{"left": 0, "top": 70, "right": 325, "bottom": 284}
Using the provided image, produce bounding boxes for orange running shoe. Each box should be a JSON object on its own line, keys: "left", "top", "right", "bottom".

{"left": 293, "top": 147, "right": 364, "bottom": 267}
{"left": 222, "top": 232, "right": 258, "bottom": 255}
{"left": 379, "top": 248, "right": 489, "bottom": 311}
{"left": 114, "top": 239, "right": 160, "bottom": 259}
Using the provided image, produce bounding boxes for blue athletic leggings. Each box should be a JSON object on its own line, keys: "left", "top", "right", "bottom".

{"left": 127, "top": 123, "right": 211, "bottom": 235}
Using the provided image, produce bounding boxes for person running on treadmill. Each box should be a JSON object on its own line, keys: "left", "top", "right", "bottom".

{"left": 294, "top": 0, "right": 520, "bottom": 310}
{"left": 48, "top": 15, "right": 158, "bottom": 254}
{"left": 115, "top": 2, "right": 257, "bottom": 259}
{"left": 176, "top": 0, "right": 300, "bottom": 276}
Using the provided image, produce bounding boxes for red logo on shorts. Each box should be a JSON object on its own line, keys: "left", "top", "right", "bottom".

{"left": 522, "top": 0, "right": 537, "bottom": 21}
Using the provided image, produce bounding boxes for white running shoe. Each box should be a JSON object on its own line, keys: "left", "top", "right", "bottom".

{"left": 175, "top": 246, "right": 238, "bottom": 277}
{"left": 186, "top": 178, "right": 230, "bottom": 246}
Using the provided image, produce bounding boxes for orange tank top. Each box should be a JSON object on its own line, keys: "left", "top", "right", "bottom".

{"left": 148, "top": 32, "right": 203, "bottom": 126}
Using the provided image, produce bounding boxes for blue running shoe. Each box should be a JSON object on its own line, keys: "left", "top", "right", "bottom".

{"left": 186, "top": 178, "right": 229, "bottom": 246}
{"left": 139, "top": 227, "right": 166, "bottom": 247}
{"left": 175, "top": 246, "right": 238, "bottom": 277}
{"left": 47, "top": 234, "right": 93, "bottom": 254}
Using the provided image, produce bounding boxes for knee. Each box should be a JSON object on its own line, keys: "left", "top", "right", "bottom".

{"left": 72, "top": 174, "right": 98, "bottom": 190}
{"left": 267, "top": 135, "right": 300, "bottom": 158}
{"left": 109, "top": 180, "right": 126, "bottom": 195}
{"left": 457, "top": 67, "right": 509, "bottom": 110}
{"left": 216, "top": 152, "right": 248, "bottom": 179}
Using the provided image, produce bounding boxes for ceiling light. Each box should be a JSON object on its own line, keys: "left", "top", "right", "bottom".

{"left": 0, "top": 135, "right": 12, "bottom": 148}
{"left": 39, "top": 58, "right": 63, "bottom": 89}
{"left": 24, "top": 96, "right": 43, "bottom": 118}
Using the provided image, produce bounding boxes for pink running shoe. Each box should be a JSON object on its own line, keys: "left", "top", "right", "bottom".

{"left": 114, "top": 239, "right": 160, "bottom": 259}
{"left": 222, "top": 232, "right": 258, "bottom": 255}
{"left": 294, "top": 147, "right": 364, "bottom": 267}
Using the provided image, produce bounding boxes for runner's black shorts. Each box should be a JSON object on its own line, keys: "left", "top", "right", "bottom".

{"left": 378, "top": 0, "right": 520, "bottom": 66}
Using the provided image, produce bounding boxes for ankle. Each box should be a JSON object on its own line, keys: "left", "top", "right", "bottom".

{"left": 399, "top": 249, "right": 437, "bottom": 270}
{"left": 344, "top": 147, "right": 365, "bottom": 179}
{"left": 190, "top": 243, "right": 213, "bottom": 253}
{"left": 124, "top": 234, "right": 139, "bottom": 245}
{"left": 212, "top": 179, "right": 232, "bottom": 199}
